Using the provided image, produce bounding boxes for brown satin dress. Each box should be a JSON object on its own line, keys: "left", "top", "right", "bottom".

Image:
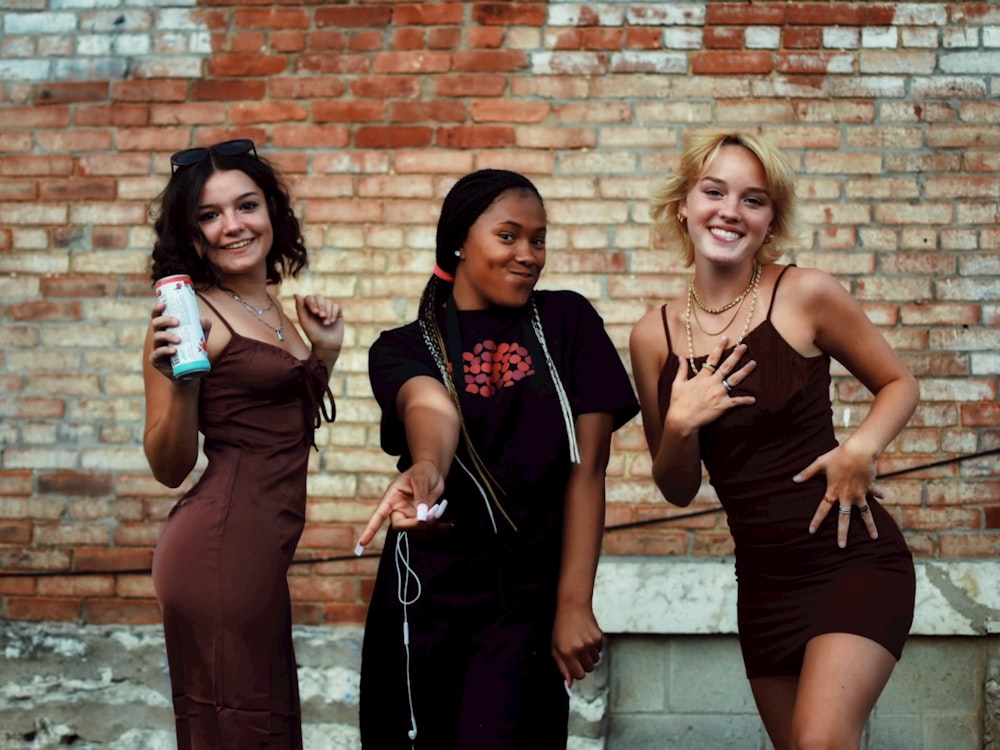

{"left": 657, "top": 267, "right": 914, "bottom": 678}
{"left": 152, "top": 297, "right": 333, "bottom": 749}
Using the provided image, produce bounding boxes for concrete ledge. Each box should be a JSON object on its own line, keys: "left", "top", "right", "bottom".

{"left": 594, "top": 557, "right": 1000, "bottom": 636}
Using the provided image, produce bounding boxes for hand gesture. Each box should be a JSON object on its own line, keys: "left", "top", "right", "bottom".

{"left": 147, "top": 300, "right": 211, "bottom": 381}
{"left": 801, "top": 443, "right": 881, "bottom": 548}
{"left": 294, "top": 294, "right": 344, "bottom": 355}
{"left": 355, "top": 459, "right": 451, "bottom": 553}
{"left": 666, "top": 338, "right": 756, "bottom": 433}
{"left": 551, "top": 602, "right": 603, "bottom": 688}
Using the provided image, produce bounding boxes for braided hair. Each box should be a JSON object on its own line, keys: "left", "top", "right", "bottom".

{"left": 417, "top": 170, "right": 546, "bottom": 531}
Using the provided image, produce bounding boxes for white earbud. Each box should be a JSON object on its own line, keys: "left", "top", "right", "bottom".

{"left": 408, "top": 728, "right": 417, "bottom": 740}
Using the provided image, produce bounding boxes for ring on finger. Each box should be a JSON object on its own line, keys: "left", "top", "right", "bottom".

{"left": 838, "top": 506, "right": 852, "bottom": 515}
{"left": 859, "top": 503, "right": 870, "bottom": 513}
{"left": 703, "top": 361, "right": 717, "bottom": 373}
{"left": 722, "top": 377, "right": 734, "bottom": 393}
{"left": 822, "top": 496, "right": 836, "bottom": 505}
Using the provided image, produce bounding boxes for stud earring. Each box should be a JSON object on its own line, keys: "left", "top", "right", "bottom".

{"left": 676, "top": 213, "right": 686, "bottom": 224}
{"left": 454, "top": 249, "right": 461, "bottom": 257}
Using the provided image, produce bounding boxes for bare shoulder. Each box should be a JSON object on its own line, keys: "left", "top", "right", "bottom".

{"left": 629, "top": 304, "right": 669, "bottom": 352}
{"left": 780, "top": 264, "right": 848, "bottom": 301}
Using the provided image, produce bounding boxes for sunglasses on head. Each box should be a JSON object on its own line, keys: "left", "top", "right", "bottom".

{"left": 170, "top": 138, "right": 258, "bottom": 174}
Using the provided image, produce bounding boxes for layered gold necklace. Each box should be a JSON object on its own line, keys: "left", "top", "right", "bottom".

{"left": 685, "top": 262, "right": 761, "bottom": 374}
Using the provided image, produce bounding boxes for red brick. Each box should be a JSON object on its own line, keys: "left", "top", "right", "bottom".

{"left": 393, "top": 3, "right": 465, "bottom": 25}
{"left": 692, "top": 51, "right": 773, "bottom": 75}
{"left": 298, "top": 53, "right": 370, "bottom": 74}
{"left": 350, "top": 76, "right": 421, "bottom": 99}
{"left": 355, "top": 126, "right": 433, "bottom": 148}
{"left": 37, "top": 575, "right": 116, "bottom": 598}
{"left": 73, "top": 547, "right": 153, "bottom": 573}
{"left": 471, "top": 100, "right": 549, "bottom": 123}
{"left": 939, "top": 534, "right": 1000, "bottom": 557}
{"left": 291, "top": 602, "right": 323, "bottom": 625}
{"left": 961, "top": 403, "right": 1000, "bottom": 427}
{"left": 705, "top": 27, "right": 745, "bottom": 49}
{"left": 708, "top": 2, "right": 787, "bottom": 24}
{"left": 453, "top": 50, "right": 528, "bottom": 72}
{"left": 393, "top": 27, "right": 425, "bottom": 50}
{"left": 6, "top": 300, "right": 82, "bottom": 322}
{"left": 0, "top": 106, "right": 71, "bottom": 128}
{"left": 348, "top": 30, "right": 386, "bottom": 52}
{"left": 112, "top": 80, "right": 188, "bottom": 103}
{"left": 0, "top": 521, "right": 32, "bottom": 544}
{"left": 38, "top": 178, "right": 116, "bottom": 202}
{"left": 191, "top": 79, "right": 266, "bottom": 102}
{"left": 288, "top": 575, "right": 358, "bottom": 602}
{"left": 235, "top": 8, "right": 309, "bottom": 29}
{"left": 74, "top": 104, "right": 149, "bottom": 127}
{"left": 316, "top": 7, "right": 392, "bottom": 27}
{"left": 314, "top": 101, "right": 386, "bottom": 123}
{"left": 272, "top": 125, "right": 350, "bottom": 149}
{"left": 391, "top": 101, "right": 467, "bottom": 123}
{"left": 209, "top": 54, "right": 288, "bottom": 77}
{"left": 626, "top": 28, "right": 664, "bottom": 50}
{"left": 468, "top": 27, "right": 505, "bottom": 48}
{"left": 230, "top": 101, "right": 308, "bottom": 125}
{"left": 374, "top": 50, "right": 452, "bottom": 74}
{"left": 83, "top": 599, "right": 162, "bottom": 625}
{"left": 429, "top": 28, "right": 462, "bottom": 50}
{"left": 435, "top": 74, "right": 508, "bottom": 97}
{"left": 270, "top": 30, "right": 305, "bottom": 53}
{"left": 0, "top": 155, "right": 73, "bottom": 177}
{"left": 436, "top": 125, "right": 516, "bottom": 149}
{"left": 6, "top": 597, "right": 81, "bottom": 622}
{"left": 787, "top": 3, "right": 868, "bottom": 26}
{"left": 34, "top": 81, "right": 109, "bottom": 105}
{"left": 784, "top": 26, "right": 822, "bottom": 48}
{"left": 582, "top": 28, "right": 623, "bottom": 50}
{"left": 306, "top": 29, "right": 346, "bottom": 52}
{"left": 268, "top": 76, "right": 345, "bottom": 100}
{"left": 472, "top": 3, "right": 546, "bottom": 26}
{"left": 322, "top": 603, "right": 369, "bottom": 625}
{"left": 604, "top": 530, "right": 688, "bottom": 556}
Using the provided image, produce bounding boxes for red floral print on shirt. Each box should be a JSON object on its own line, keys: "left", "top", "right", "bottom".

{"left": 462, "top": 340, "right": 535, "bottom": 397}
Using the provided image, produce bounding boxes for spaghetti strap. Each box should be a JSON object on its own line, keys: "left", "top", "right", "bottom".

{"left": 196, "top": 292, "right": 237, "bottom": 336}
{"left": 766, "top": 264, "right": 795, "bottom": 319}
{"left": 659, "top": 303, "right": 674, "bottom": 354}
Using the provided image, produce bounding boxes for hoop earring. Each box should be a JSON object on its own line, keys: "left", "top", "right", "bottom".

{"left": 676, "top": 213, "right": 686, "bottom": 224}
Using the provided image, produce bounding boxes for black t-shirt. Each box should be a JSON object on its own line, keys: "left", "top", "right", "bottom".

{"left": 369, "top": 289, "right": 638, "bottom": 546}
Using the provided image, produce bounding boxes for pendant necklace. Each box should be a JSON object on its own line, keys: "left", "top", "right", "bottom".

{"left": 226, "top": 289, "right": 285, "bottom": 341}
{"left": 685, "top": 262, "right": 761, "bottom": 374}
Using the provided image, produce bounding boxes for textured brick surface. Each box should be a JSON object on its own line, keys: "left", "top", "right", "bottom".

{"left": 0, "top": 1, "right": 996, "bottom": 637}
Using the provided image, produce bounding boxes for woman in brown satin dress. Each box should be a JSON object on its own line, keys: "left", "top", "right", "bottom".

{"left": 143, "top": 139, "right": 343, "bottom": 749}
{"left": 629, "top": 131, "right": 918, "bottom": 750}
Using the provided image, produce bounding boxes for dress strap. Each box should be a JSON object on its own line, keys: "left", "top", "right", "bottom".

{"left": 196, "top": 292, "right": 237, "bottom": 336}
{"left": 766, "top": 264, "right": 795, "bottom": 319}
{"left": 659, "top": 304, "right": 674, "bottom": 354}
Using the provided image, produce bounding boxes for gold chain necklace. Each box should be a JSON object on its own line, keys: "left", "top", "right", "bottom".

{"left": 226, "top": 289, "right": 286, "bottom": 341}
{"left": 685, "top": 263, "right": 761, "bottom": 374}
{"left": 689, "top": 261, "right": 759, "bottom": 313}
{"left": 690, "top": 296, "right": 744, "bottom": 336}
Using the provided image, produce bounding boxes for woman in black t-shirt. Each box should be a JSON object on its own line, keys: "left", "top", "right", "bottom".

{"left": 355, "top": 170, "right": 638, "bottom": 749}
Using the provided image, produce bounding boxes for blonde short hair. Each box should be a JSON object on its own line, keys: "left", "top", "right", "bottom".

{"left": 649, "top": 130, "right": 798, "bottom": 266}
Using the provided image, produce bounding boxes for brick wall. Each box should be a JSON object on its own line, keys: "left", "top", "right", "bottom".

{"left": 0, "top": 1, "right": 997, "bottom": 627}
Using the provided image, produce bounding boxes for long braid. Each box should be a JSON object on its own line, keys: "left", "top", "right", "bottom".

{"left": 417, "top": 275, "right": 514, "bottom": 532}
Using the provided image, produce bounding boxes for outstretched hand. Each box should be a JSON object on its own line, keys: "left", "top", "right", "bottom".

{"left": 355, "top": 459, "right": 451, "bottom": 552}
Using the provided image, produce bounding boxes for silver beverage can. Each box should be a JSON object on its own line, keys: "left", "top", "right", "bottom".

{"left": 155, "top": 274, "right": 211, "bottom": 380}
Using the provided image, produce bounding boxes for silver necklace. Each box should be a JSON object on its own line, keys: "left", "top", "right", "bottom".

{"left": 225, "top": 289, "right": 285, "bottom": 341}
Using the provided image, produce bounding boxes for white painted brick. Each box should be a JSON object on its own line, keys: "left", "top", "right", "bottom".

{"left": 626, "top": 4, "right": 705, "bottom": 27}
{"left": 824, "top": 27, "right": 859, "bottom": 50}
{"left": 547, "top": 4, "right": 625, "bottom": 27}
{"left": 745, "top": 26, "right": 780, "bottom": 50}
{"left": 662, "top": 28, "right": 702, "bottom": 49}
{"left": 5, "top": 12, "right": 78, "bottom": 34}
{"left": 0, "top": 59, "right": 51, "bottom": 81}
{"left": 862, "top": 27, "right": 899, "bottom": 49}
{"left": 940, "top": 51, "right": 1000, "bottom": 74}
{"left": 76, "top": 34, "right": 113, "bottom": 55}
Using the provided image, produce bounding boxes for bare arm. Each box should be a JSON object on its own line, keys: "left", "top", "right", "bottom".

{"left": 629, "top": 310, "right": 755, "bottom": 506}
{"left": 783, "top": 269, "right": 919, "bottom": 546}
{"left": 551, "top": 411, "right": 613, "bottom": 686}
{"left": 142, "top": 303, "right": 203, "bottom": 487}
{"left": 357, "top": 376, "right": 460, "bottom": 547}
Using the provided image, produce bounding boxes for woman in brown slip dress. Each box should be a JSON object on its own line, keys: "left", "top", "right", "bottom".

{"left": 142, "top": 139, "right": 342, "bottom": 749}
{"left": 629, "top": 131, "right": 918, "bottom": 750}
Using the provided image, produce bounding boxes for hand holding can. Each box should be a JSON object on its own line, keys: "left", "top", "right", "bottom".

{"left": 155, "top": 274, "right": 211, "bottom": 380}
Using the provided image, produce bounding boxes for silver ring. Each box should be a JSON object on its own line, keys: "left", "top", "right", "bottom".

{"left": 838, "top": 506, "right": 852, "bottom": 515}
{"left": 722, "top": 377, "right": 733, "bottom": 393}
{"left": 859, "top": 503, "right": 870, "bottom": 513}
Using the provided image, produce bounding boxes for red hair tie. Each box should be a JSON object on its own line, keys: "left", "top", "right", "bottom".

{"left": 432, "top": 264, "right": 455, "bottom": 283}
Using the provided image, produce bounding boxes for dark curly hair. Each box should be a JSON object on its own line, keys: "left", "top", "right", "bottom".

{"left": 149, "top": 143, "right": 307, "bottom": 287}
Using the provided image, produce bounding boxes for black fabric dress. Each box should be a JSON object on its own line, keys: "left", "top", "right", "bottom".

{"left": 152, "top": 297, "right": 333, "bottom": 749}
{"left": 360, "top": 290, "right": 638, "bottom": 750}
{"left": 656, "top": 267, "right": 915, "bottom": 678}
